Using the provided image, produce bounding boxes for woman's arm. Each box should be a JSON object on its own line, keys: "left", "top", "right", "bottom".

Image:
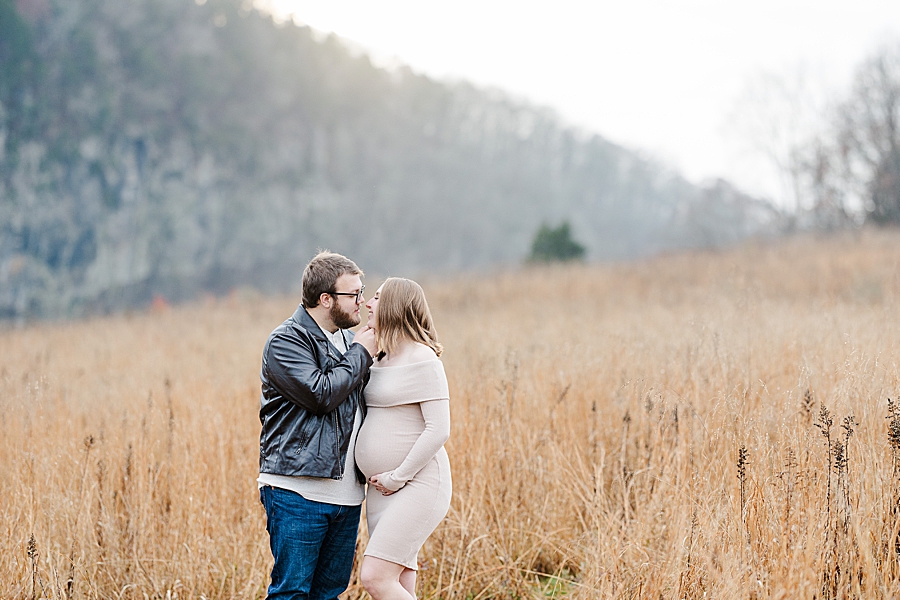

{"left": 376, "top": 399, "right": 450, "bottom": 492}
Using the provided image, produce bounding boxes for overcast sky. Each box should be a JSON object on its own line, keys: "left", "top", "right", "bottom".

{"left": 263, "top": 0, "right": 900, "bottom": 205}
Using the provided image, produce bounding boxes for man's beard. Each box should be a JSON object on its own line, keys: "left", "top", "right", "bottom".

{"left": 330, "top": 301, "right": 360, "bottom": 329}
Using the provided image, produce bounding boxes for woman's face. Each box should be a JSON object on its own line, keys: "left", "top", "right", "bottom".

{"left": 364, "top": 284, "right": 382, "bottom": 329}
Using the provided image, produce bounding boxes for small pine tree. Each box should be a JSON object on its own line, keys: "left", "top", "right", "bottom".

{"left": 528, "top": 221, "right": 586, "bottom": 263}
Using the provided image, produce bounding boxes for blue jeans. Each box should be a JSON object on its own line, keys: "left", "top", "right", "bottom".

{"left": 259, "top": 485, "right": 362, "bottom": 600}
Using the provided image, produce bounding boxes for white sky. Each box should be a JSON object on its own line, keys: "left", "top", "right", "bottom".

{"left": 263, "top": 0, "right": 900, "bottom": 205}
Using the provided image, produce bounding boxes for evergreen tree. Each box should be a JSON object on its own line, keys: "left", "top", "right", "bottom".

{"left": 528, "top": 222, "right": 586, "bottom": 263}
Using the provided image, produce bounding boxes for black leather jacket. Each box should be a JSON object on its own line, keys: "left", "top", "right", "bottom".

{"left": 258, "top": 305, "right": 372, "bottom": 482}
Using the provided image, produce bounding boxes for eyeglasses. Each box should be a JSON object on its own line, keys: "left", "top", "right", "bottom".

{"left": 329, "top": 285, "right": 365, "bottom": 302}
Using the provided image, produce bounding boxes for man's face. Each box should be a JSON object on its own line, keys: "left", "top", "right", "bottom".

{"left": 329, "top": 273, "right": 364, "bottom": 329}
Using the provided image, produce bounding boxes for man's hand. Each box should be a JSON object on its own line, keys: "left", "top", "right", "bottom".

{"left": 368, "top": 473, "right": 397, "bottom": 496}
{"left": 352, "top": 325, "right": 377, "bottom": 356}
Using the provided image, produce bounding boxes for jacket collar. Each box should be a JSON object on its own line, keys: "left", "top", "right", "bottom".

{"left": 292, "top": 304, "right": 328, "bottom": 341}
{"left": 292, "top": 304, "right": 351, "bottom": 348}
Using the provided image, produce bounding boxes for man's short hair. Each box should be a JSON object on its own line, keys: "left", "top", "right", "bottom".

{"left": 301, "top": 251, "right": 363, "bottom": 308}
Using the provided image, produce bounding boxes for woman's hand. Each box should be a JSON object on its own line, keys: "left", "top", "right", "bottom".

{"left": 368, "top": 473, "right": 398, "bottom": 496}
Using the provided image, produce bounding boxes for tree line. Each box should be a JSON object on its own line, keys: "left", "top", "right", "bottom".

{"left": 738, "top": 43, "right": 900, "bottom": 229}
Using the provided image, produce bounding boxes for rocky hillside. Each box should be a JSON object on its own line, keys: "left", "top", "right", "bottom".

{"left": 0, "top": 0, "right": 780, "bottom": 319}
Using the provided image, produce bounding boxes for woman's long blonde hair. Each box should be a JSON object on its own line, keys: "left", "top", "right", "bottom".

{"left": 375, "top": 277, "right": 443, "bottom": 359}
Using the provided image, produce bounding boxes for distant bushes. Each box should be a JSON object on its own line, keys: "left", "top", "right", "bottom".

{"left": 528, "top": 221, "right": 585, "bottom": 263}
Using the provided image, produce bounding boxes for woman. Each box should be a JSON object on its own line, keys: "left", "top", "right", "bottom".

{"left": 355, "top": 277, "right": 452, "bottom": 600}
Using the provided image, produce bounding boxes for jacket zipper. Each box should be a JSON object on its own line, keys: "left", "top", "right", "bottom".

{"left": 332, "top": 410, "right": 343, "bottom": 478}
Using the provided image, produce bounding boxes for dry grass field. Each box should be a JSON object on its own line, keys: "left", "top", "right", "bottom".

{"left": 2, "top": 228, "right": 900, "bottom": 599}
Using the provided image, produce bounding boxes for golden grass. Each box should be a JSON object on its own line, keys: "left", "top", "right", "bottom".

{"left": 2, "top": 228, "right": 899, "bottom": 598}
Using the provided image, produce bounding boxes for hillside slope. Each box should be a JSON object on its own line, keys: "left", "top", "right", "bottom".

{"left": 0, "top": 0, "right": 779, "bottom": 319}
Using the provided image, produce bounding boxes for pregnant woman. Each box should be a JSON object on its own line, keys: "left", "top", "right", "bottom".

{"left": 355, "top": 277, "right": 452, "bottom": 600}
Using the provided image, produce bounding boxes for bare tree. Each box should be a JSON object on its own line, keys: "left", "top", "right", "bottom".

{"left": 734, "top": 44, "right": 900, "bottom": 229}
{"left": 837, "top": 43, "right": 900, "bottom": 224}
{"left": 729, "top": 68, "right": 832, "bottom": 216}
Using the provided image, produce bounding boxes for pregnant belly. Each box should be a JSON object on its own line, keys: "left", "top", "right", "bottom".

{"left": 355, "top": 405, "right": 424, "bottom": 478}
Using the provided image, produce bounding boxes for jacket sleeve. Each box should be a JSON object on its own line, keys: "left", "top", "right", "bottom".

{"left": 380, "top": 399, "right": 450, "bottom": 491}
{"left": 266, "top": 332, "right": 372, "bottom": 416}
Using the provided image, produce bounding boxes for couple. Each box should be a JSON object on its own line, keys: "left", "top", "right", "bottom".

{"left": 258, "top": 251, "right": 452, "bottom": 599}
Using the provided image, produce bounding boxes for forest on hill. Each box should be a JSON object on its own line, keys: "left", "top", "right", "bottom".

{"left": 0, "top": 0, "right": 780, "bottom": 320}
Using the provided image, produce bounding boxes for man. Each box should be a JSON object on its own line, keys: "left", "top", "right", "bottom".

{"left": 258, "top": 251, "right": 377, "bottom": 599}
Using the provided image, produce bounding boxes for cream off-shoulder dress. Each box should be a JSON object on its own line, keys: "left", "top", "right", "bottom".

{"left": 355, "top": 356, "right": 452, "bottom": 570}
